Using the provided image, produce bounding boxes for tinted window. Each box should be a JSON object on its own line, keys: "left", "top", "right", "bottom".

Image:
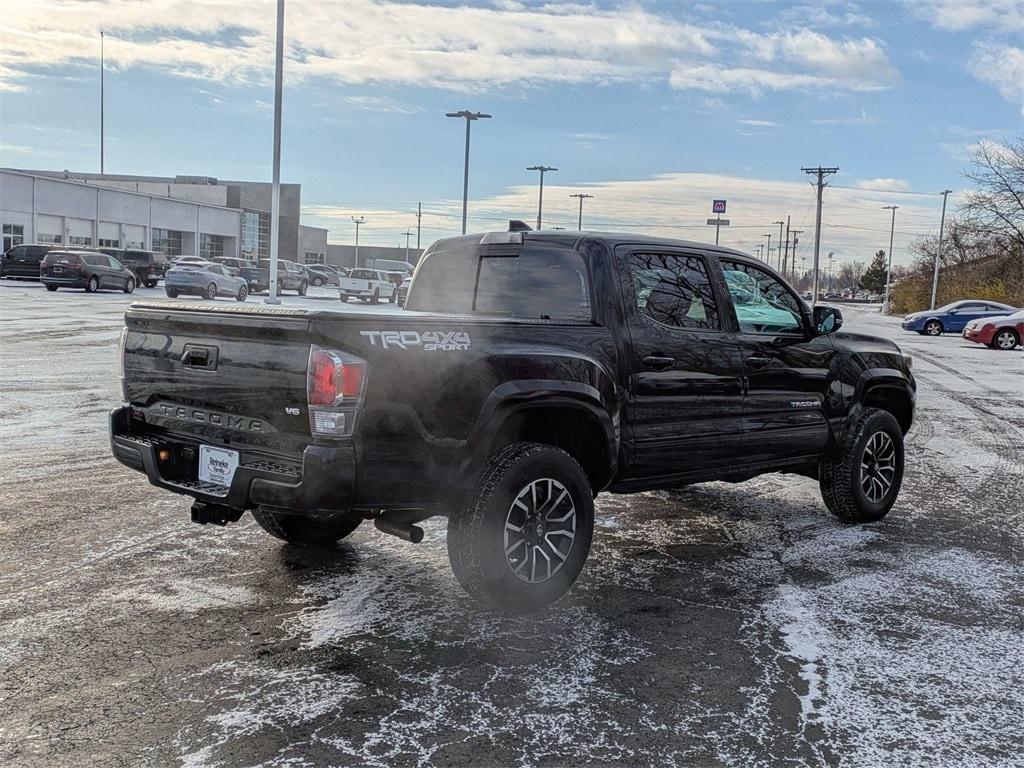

{"left": 83, "top": 254, "right": 104, "bottom": 266}
{"left": 350, "top": 269, "right": 375, "bottom": 280}
{"left": 629, "top": 253, "right": 719, "bottom": 330}
{"left": 105, "top": 256, "right": 124, "bottom": 269}
{"left": 721, "top": 260, "right": 804, "bottom": 334}
{"left": 42, "top": 252, "right": 81, "bottom": 265}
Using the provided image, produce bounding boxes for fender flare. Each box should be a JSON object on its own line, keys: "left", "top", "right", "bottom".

{"left": 846, "top": 368, "right": 915, "bottom": 438}
{"left": 459, "top": 379, "right": 618, "bottom": 487}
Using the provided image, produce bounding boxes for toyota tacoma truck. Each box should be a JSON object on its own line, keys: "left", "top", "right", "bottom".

{"left": 111, "top": 228, "right": 915, "bottom": 613}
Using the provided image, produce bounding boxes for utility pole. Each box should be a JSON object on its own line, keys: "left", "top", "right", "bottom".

{"left": 100, "top": 31, "right": 105, "bottom": 174}
{"left": 930, "top": 189, "right": 953, "bottom": 310}
{"left": 801, "top": 165, "right": 839, "bottom": 304}
{"left": 445, "top": 110, "right": 492, "bottom": 234}
{"left": 763, "top": 233, "right": 772, "bottom": 266}
{"left": 756, "top": 244, "right": 764, "bottom": 259}
{"left": 569, "top": 193, "right": 593, "bottom": 231}
{"left": 264, "top": 0, "right": 285, "bottom": 305}
{"left": 351, "top": 216, "right": 366, "bottom": 267}
{"left": 772, "top": 221, "right": 785, "bottom": 270}
{"left": 882, "top": 205, "right": 899, "bottom": 313}
{"left": 782, "top": 215, "right": 791, "bottom": 278}
{"left": 790, "top": 229, "right": 804, "bottom": 282}
{"left": 416, "top": 202, "right": 422, "bottom": 249}
{"left": 403, "top": 228, "right": 414, "bottom": 261}
{"left": 527, "top": 165, "right": 557, "bottom": 229}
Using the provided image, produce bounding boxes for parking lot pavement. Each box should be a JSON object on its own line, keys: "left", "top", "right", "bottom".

{"left": 1, "top": 287, "right": 1022, "bottom": 767}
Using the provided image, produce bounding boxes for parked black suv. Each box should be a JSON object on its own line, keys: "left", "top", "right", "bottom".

{"left": 100, "top": 249, "right": 168, "bottom": 288}
{"left": 1, "top": 244, "right": 55, "bottom": 279}
{"left": 112, "top": 228, "right": 915, "bottom": 613}
{"left": 41, "top": 250, "right": 137, "bottom": 293}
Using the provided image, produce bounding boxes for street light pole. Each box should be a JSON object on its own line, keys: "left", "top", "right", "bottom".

{"left": 882, "top": 205, "right": 899, "bottom": 313}
{"left": 527, "top": 166, "right": 557, "bottom": 229}
{"left": 351, "top": 216, "right": 366, "bottom": 267}
{"left": 445, "top": 110, "right": 491, "bottom": 235}
{"left": 790, "top": 230, "right": 804, "bottom": 282}
{"left": 569, "top": 193, "right": 593, "bottom": 231}
{"left": 403, "top": 228, "right": 414, "bottom": 261}
{"left": 773, "top": 220, "right": 785, "bottom": 270}
{"left": 930, "top": 189, "right": 953, "bottom": 310}
{"left": 763, "top": 233, "right": 772, "bottom": 266}
{"left": 264, "top": 0, "right": 285, "bottom": 305}
{"left": 100, "top": 30, "right": 105, "bottom": 174}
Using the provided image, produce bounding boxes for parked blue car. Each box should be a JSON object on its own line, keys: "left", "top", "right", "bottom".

{"left": 901, "top": 299, "right": 1017, "bottom": 336}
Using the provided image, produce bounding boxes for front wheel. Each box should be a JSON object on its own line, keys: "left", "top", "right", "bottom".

{"left": 165, "top": 288, "right": 179, "bottom": 298}
{"left": 924, "top": 320, "right": 943, "bottom": 336}
{"left": 447, "top": 442, "right": 594, "bottom": 614}
{"left": 86, "top": 276, "right": 99, "bottom": 293}
{"left": 298, "top": 281, "right": 308, "bottom": 296}
{"left": 205, "top": 282, "right": 217, "bottom": 300}
{"left": 313, "top": 277, "right": 323, "bottom": 287}
{"left": 992, "top": 329, "right": 1019, "bottom": 350}
{"left": 236, "top": 283, "right": 248, "bottom": 302}
{"left": 46, "top": 284, "right": 58, "bottom": 292}
{"left": 145, "top": 280, "right": 158, "bottom": 288}
{"left": 819, "top": 407, "right": 904, "bottom": 523}
{"left": 123, "top": 277, "right": 135, "bottom": 294}
{"left": 252, "top": 507, "right": 361, "bottom": 545}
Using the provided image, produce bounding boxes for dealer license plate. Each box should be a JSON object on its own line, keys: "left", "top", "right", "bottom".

{"left": 198, "top": 445, "right": 239, "bottom": 487}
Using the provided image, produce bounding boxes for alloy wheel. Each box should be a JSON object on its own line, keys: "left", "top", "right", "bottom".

{"left": 504, "top": 478, "right": 577, "bottom": 584}
{"left": 996, "top": 331, "right": 1017, "bottom": 350}
{"left": 860, "top": 431, "right": 896, "bottom": 503}
{"left": 925, "top": 321, "right": 942, "bottom": 336}
{"left": 206, "top": 282, "right": 217, "bottom": 300}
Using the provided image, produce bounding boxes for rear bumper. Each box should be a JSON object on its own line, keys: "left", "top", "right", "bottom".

{"left": 41, "top": 276, "right": 87, "bottom": 288}
{"left": 109, "top": 406, "right": 356, "bottom": 515}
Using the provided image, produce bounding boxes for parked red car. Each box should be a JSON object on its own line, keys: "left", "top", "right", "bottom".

{"left": 962, "top": 308, "right": 1024, "bottom": 350}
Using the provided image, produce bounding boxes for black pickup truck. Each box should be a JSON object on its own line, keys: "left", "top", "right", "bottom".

{"left": 111, "top": 228, "right": 915, "bottom": 613}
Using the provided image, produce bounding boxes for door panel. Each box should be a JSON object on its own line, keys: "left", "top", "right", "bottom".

{"left": 620, "top": 250, "right": 746, "bottom": 479}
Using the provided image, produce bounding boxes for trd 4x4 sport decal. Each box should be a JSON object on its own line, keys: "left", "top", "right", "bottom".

{"left": 359, "top": 330, "right": 471, "bottom": 351}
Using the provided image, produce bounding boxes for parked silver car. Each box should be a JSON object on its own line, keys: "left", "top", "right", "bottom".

{"left": 164, "top": 261, "right": 249, "bottom": 301}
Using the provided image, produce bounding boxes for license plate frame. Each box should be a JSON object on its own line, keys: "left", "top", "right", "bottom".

{"left": 198, "top": 444, "right": 239, "bottom": 487}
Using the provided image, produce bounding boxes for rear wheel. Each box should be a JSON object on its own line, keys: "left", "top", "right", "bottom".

{"left": 86, "top": 276, "right": 99, "bottom": 293}
{"left": 992, "top": 328, "right": 1019, "bottom": 350}
{"left": 313, "top": 277, "right": 323, "bottom": 287}
{"left": 447, "top": 442, "right": 594, "bottom": 614}
{"left": 165, "top": 288, "right": 179, "bottom": 298}
{"left": 298, "top": 281, "right": 308, "bottom": 296}
{"left": 205, "top": 282, "right": 217, "bottom": 300}
{"left": 123, "top": 277, "right": 135, "bottom": 294}
{"left": 819, "top": 408, "right": 904, "bottom": 523}
{"left": 252, "top": 507, "right": 361, "bottom": 545}
{"left": 145, "top": 280, "right": 158, "bottom": 288}
{"left": 236, "top": 283, "right": 248, "bottom": 302}
{"left": 46, "top": 284, "right": 58, "bottom": 292}
{"left": 370, "top": 289, "right": 379, "bottom": 305}
{"left": 924, "top": 320, "right": 943, "bottom": 336}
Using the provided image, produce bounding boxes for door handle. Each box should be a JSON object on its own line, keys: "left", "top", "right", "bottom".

{"left": 642, "top": 355, "right": 676, "bottom": 371}
{"left": 745, "top": 355, "right": 770, "bottom": 370}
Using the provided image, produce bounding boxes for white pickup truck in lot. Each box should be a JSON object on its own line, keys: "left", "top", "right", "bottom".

{"left": 339, "top": 268, "right": 398, "bottom": 304}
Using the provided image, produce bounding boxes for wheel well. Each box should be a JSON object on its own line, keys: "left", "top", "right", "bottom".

{"left": 490, "top": 406, "right": 611, "bottom": 490}
{"left": 864, "top": 386, "right": 913, "bottom": 434}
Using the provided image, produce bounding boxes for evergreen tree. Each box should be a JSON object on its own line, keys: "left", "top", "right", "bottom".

{"left": 861, "top": 250, "right": 888, "bottom": 293}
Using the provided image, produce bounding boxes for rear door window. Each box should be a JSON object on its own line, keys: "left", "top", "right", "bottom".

{"left": 628, "top": 252, "right": 719, "bottom": 330}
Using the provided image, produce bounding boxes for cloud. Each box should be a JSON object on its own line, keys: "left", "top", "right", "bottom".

{"left": 967, "top": 43, "right": 1024, "bottom": 113}
{"left": 341, "top": 96, "right": 422, "bottom": 114}
{"left": 855, "top": 178, "right": 912, "bottom": 192}
{"left": 737, "top": 119, "right": 777, "bottom": 127}
{"left": 810, "top": 107, "right": 876, "bottom": 125}
{"left": 0, "top": 1, "right": 897, "bottom": 96}
{"left": 910, "top": 0, "right": 1024, "bottom": 33}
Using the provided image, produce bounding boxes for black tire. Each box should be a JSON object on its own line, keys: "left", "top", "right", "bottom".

{"left": 298, "top": 281, "right": 308, "bottom": 296}
{"left": 924, "top": 319, "right": 943, "bottom": 336}
{"left": 991, "top": 328, "right": 1019, "bottom": 350}
{"left": 145, "top": 280, "right": 158, "bottom": 288}
{"left": 123, "top": 277, "right": 135, "bottom": 294}
{"left": 370, "top": 289, "right": 379, "bottom": 305}
{"left": 447, "top": 442, "right": 594, "bottom": 614}
{"left": 236, "top": 283, "right": 248, "bottom": 302}
{"left": 166, "top": 288, "right": 179, "bottom": 298}
{"left": 205, "top": 282, "right": 217, "bottom": 300}
{"left": 86, "top": 276, "right": 99, "bottom": 293}
{"left": 46, "top": 284, "right": 58, "bottom": 292}
{"left": 313, "top": 277, "right": 323, "bottom": 287}
{"left": 819, "top": 407, "right": 904, "bottom": 523}
{"left": 252, "top": 507, "right": 361, "bottom": 546}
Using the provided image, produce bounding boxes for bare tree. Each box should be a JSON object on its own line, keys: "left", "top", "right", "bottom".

{"left": 962, "top": 137, "right": 1024, "bottom": 247}
{"left": 837, "top": 261, "right": 865, "bottom": 298}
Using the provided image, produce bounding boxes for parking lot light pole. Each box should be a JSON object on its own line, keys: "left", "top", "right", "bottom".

{"left": 882, "top": 205, "right": 899, "bottom": 313}
{"left": 446, "top": 110, "right": 491, "bottom": 235}
{"left": 773, "top": 220, "right": 785, "bottom": 270}
{"left": 403, "top": 228, "right": 414, "bottom": 261}
{"left": 569, "top": 193, "right": 593, "bottom": 231}
{"left": 763, "top": 233, "right": 772, "bottom": 266}
{"left": 930, "top": 189, "right": 953, "bottom": 310}
{"left": 264, "top": 0, "right": 285, "bottom": 305}
{"left": 351, "top": 216, "right": 366, "bottom": 267}
{"left": 527, "top": 166, "right": 557, "bottom": 229}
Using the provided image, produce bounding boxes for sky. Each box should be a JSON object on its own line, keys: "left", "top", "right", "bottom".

{"left": 1, "top": 0, "right": 1022, "bottom": 266}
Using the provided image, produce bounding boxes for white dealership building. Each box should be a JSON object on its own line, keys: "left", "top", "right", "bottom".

{"left": 0, "top": 169, "right": 242, "bottom": 258}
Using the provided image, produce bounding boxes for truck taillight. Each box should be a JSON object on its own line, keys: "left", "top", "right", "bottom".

{"left": 307, "top": 346, "right": 366, "bottom": 437}
{"left": 117, "top": 327, "right": 129, "bottom": 402}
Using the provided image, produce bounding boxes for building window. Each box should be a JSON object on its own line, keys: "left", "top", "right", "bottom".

{"left": 2, "top": 224, "right": 25, "bottom": 252}
{"left": 68, "top": 235, "right": 93, "bottom": 246}
{"left": 152, "top": 228, "right": 182, "bottom": 256}
{"left": 38, "top": 233, "right": 63, "bottom": 245}
{"left": 241, "top": 211, "right": 260, "bottom": 259}
{"left": 200, "top": 233, "right": 224, "bottom": 260}
{"left": 98, "top": 238, "right": 120, "bottom": 248}
{"left": 304, "top": 252, "right": 325, "bottom": 265}
{"left": 257, "top": 213, "right": 271, "bottom": 259}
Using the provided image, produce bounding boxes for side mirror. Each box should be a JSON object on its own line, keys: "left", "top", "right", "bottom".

{"left": 814, "top": 305, "right": 843, "bottom": 335}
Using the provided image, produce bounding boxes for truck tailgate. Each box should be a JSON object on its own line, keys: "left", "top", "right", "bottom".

{"left": 123, "top": 303, "right": 314, "bottom": 455}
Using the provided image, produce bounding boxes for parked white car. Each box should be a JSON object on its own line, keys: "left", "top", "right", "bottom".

{"left": 339, "top": 268, "right": 398, "bottom": 304}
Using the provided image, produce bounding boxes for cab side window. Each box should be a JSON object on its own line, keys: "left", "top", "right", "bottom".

{"left": 628, "top": 252, "right": 719, "bottom": 330}
{"left": 720, "top": 260, "right": 804, "bottom": 335}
